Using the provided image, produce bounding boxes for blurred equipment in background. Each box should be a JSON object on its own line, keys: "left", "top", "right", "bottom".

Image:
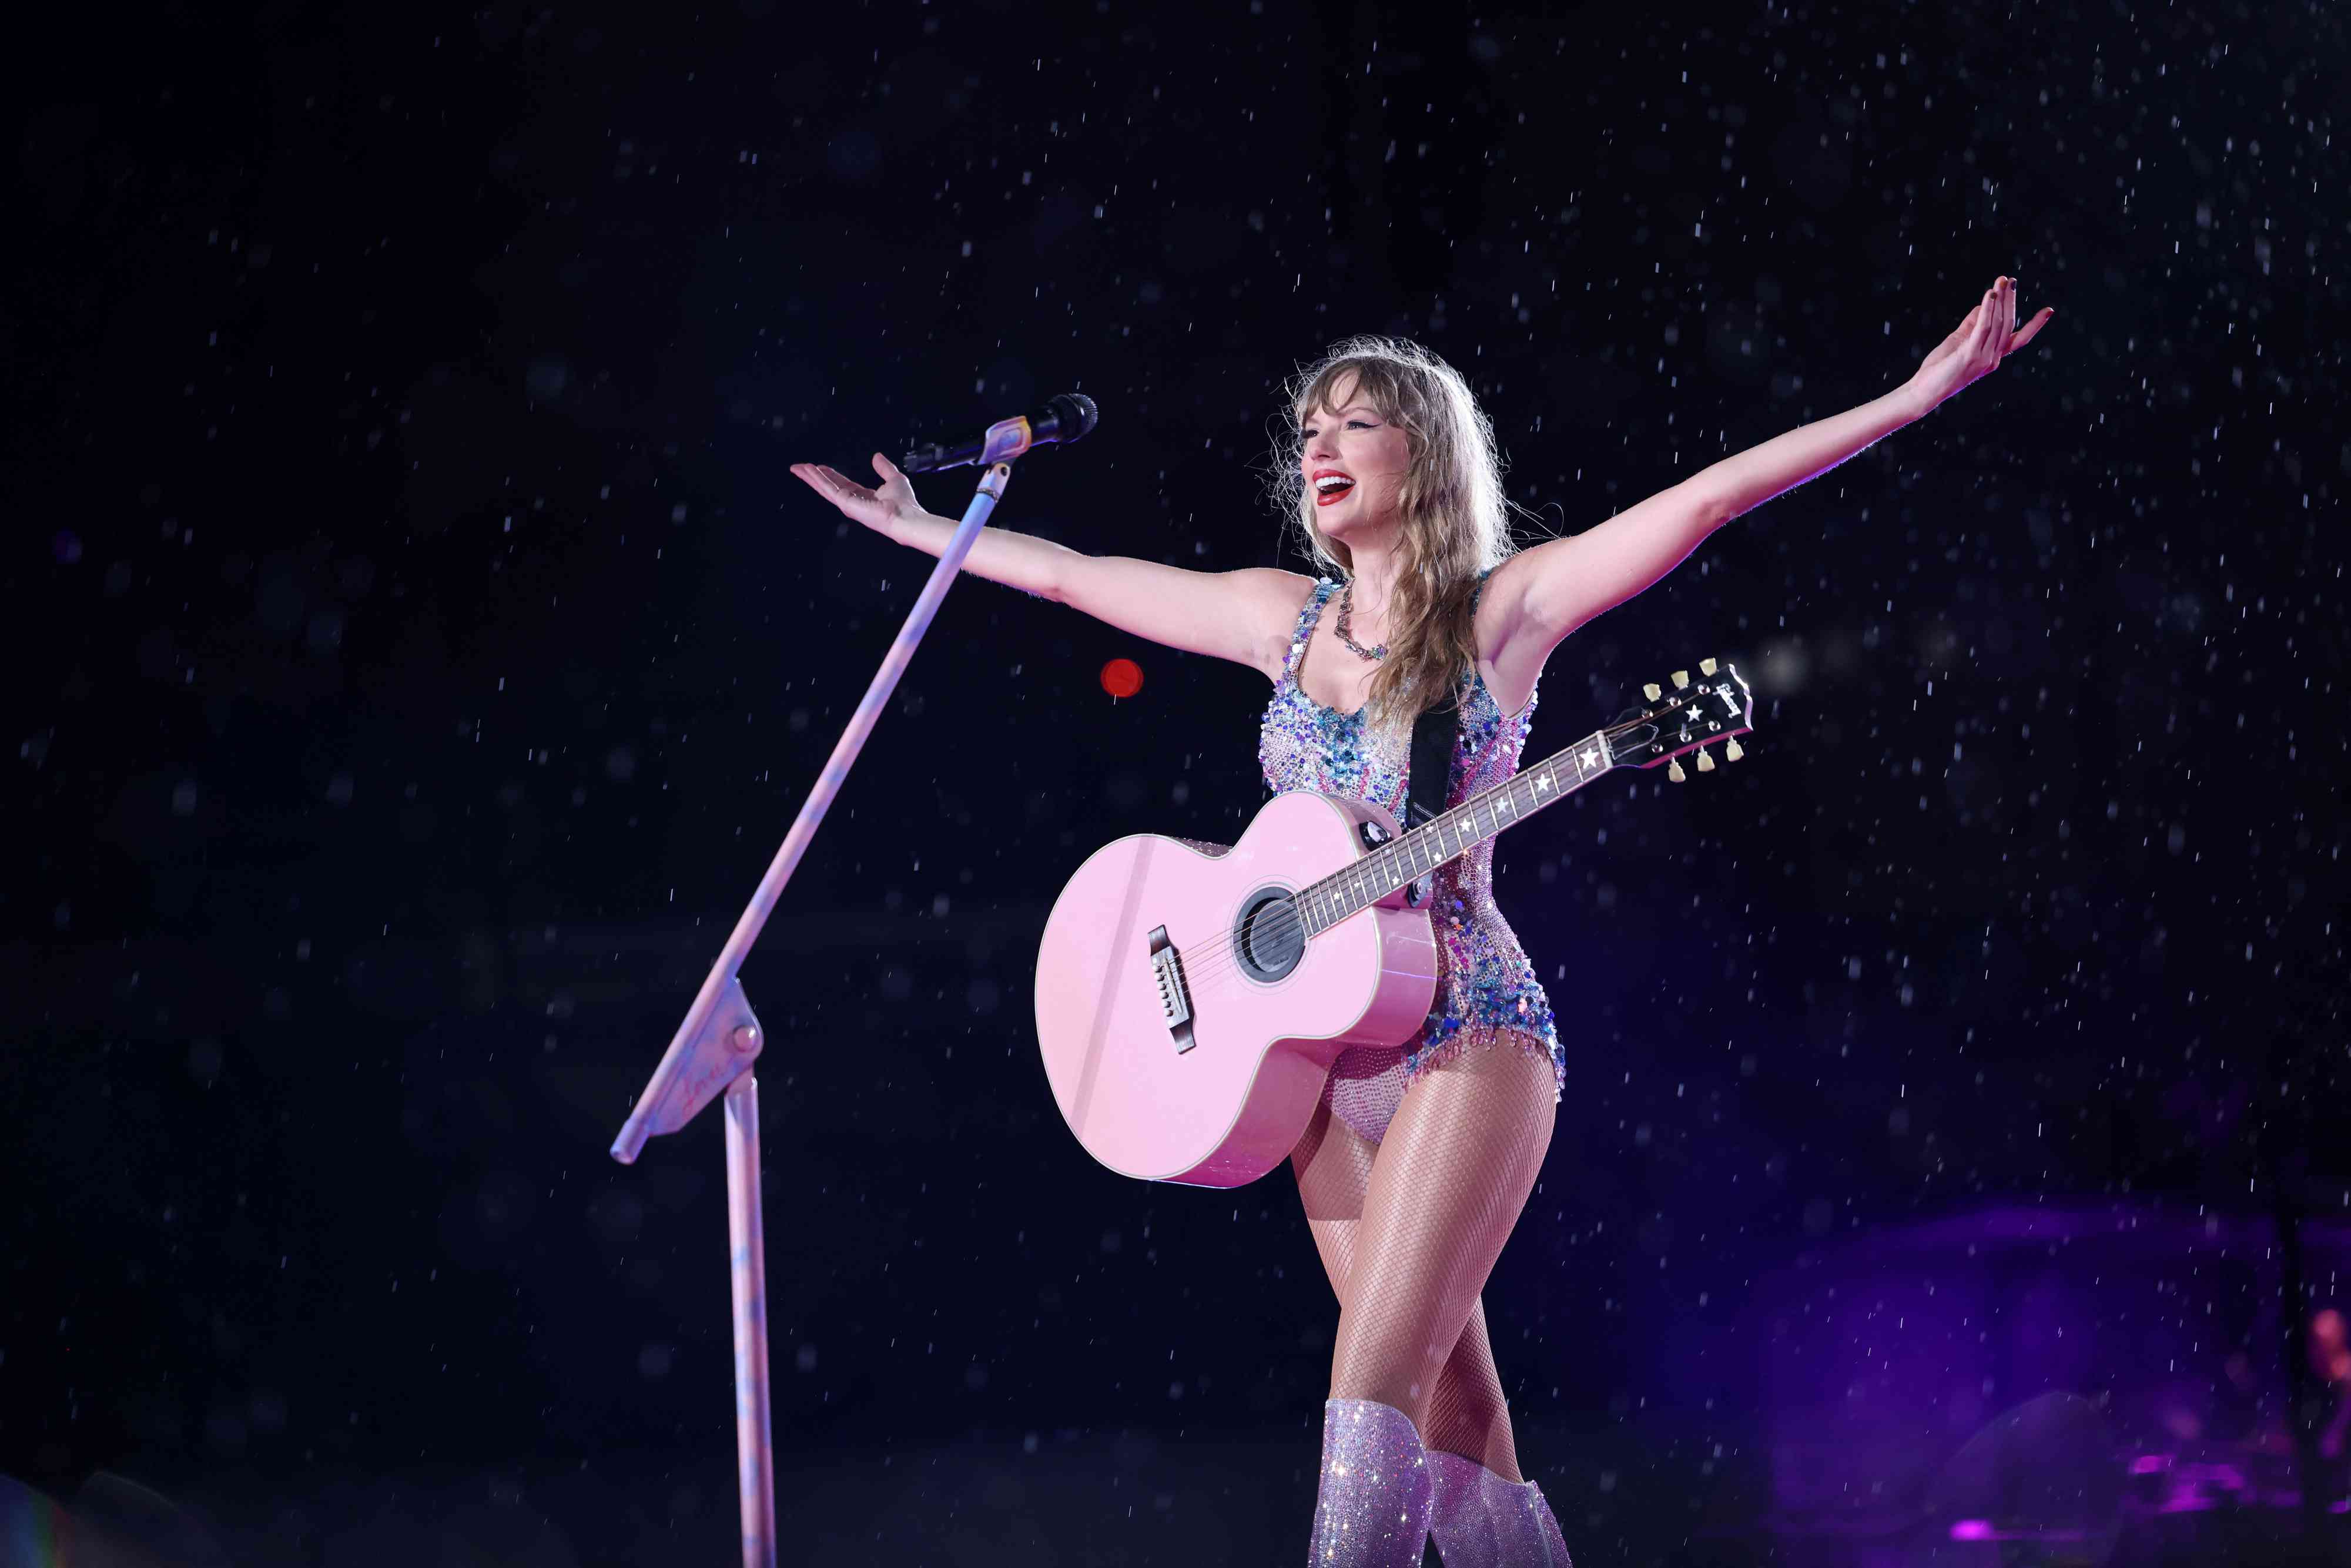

{"left": 1099, "top": 657, "right": 1144, "bottom": 700}
{"left": 0, "top": 1471, "right": 230, "bottom": 1568}
{"left": 1746, "top": 1202, "right": 2351, "bottom": 1566}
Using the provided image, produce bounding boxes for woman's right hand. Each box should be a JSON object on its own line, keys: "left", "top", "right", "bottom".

{"left": 789, "top": 452, "right": 926, "bottom": 541}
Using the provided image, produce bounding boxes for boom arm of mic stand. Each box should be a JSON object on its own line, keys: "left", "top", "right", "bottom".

{"left": 609, "top": 456, "right": 1016, "bottom": 1164}
{"left": 605, "top": 456, "right": 1014, "bottom": 1568}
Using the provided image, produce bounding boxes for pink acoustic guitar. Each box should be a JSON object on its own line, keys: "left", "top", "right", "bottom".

{"left": 1036, "top": 659, "right": 1756, "bottom": 1187}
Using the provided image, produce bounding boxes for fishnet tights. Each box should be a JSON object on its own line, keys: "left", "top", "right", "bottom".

{"left": 1291, "top": 1027, "right": 1556, "bottom": 1485}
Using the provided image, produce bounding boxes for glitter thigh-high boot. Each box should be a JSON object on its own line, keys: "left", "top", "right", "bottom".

{"left": 1308, "top": 1397, "right": 1434, "bottom": 1565}
{"left": 1425, "top": 1449, "right": 1573, "bottom": 1566}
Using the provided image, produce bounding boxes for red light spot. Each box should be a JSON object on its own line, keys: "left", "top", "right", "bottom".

{"left": 1099, "top": 658, "right": 1144, "bottom": 700}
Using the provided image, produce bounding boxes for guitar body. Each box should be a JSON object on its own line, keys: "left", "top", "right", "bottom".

{"left": 1034, "top": 791, "right": 1438, "bottom": 1188}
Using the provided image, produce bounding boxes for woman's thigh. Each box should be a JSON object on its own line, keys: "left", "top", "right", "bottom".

{"left": 1325, "top": 1033, "right": 1555, "bottom": 1429}
{"left": 1291, "top": 1093, "right": 1379, "bottom": 1311}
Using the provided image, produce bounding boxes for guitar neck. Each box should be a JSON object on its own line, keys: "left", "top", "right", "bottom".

{"left": 1297, "top": 729, "right": 1616, "bottom": 935}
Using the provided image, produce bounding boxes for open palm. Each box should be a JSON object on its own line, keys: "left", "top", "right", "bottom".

{"left": 790, "top": 453, "right": 924, "bottom": 537}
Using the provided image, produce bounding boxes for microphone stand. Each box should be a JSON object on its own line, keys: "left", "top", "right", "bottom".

{"left": 609, "top": 427, "right": 1026, "bottom": 1568}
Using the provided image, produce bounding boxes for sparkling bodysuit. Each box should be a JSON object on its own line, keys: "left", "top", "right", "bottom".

{"left": 1258, "top": 572, "right": 1564, "bottom": 1145}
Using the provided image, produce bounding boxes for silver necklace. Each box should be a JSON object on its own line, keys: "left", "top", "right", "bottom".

{"left": 1334, "top": 580, "right": 1388, "bottom": 661}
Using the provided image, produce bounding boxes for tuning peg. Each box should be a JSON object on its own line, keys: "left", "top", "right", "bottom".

{"left": 1699, "top": 658, "right": 1717, "bottom": 676}
{"left": 1643, "top": 682, "right": 1662, "bottom": 702}
{"left": 1667, "top": 758, "right": 1687, "bottom": 783}
{"left": 1695, "top": 747, "right": 1715, "bottom": 772}
{"left": 1671, "top": 670, "right": 1690, "bottom": 689}
{"left": 1724, "top": 737, "right": 1744, "bottom": 762}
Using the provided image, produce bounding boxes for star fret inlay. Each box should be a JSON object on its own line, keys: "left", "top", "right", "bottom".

{"left": 1300, "top": 731, "right": 1624, "bottom": 934}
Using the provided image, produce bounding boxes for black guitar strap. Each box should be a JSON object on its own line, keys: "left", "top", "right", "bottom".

{"left": 1406, "top": 685, "right": 1461, "bottom": 835}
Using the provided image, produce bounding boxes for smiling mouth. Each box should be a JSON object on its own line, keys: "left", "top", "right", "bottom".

{"left": 1314, "top": 475, "right": 1356, "bottom": 506}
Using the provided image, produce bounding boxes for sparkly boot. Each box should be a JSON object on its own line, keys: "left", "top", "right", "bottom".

{"left": 1307, "top": 1398, "right": 1434, "bottom": 1566}
{"left": 1424, "top": 1448, "right": 1574, "bottom": 1567}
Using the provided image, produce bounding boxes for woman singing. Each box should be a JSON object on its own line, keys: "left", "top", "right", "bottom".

{"left": 791, "top": 278, "right": 2048, "bottom": 1566}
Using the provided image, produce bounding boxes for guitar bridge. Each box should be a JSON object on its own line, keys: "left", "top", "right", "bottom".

{"left": 1147, "top": 925, "right": 1196, "bottom": 1054}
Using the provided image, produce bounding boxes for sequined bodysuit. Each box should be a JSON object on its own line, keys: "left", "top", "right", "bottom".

{"left": 1258, "top": 572, "right": 1565, "bottom": 1145}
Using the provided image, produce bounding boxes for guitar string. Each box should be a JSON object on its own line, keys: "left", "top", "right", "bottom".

{"left": 1174, "top": 782, "right": 1565, "bottom": 993}
{"left": 1167, "top": 713, "right": 1676, "bottom": 989}
{"left": 1167, "top": 728, "right": 1632, "bottom": 992}
{"left": 1119, "top": 701, "right": 1730, "bottom": 1001}
{"left": 1167, "top": 741, "right": 1588, "bottom": 990}
{"left": 1160, "top": 703, "right": 1718, "bottom": 992}
{"left": 1171, "top": 789, "right": 1533, "bottom": 991}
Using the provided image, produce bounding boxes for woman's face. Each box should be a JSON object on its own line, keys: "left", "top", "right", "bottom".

{"left": 1298, "top": 370, "right": 1411, "bottom": 541}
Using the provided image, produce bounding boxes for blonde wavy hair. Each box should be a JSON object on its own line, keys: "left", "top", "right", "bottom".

{"left": 1271, "top": 335, "right": 1524, "bottom": 730}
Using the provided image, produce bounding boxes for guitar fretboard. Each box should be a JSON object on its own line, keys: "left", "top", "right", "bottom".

{"left": 1295, "top": 728, "right": 1615, "bottom": 935}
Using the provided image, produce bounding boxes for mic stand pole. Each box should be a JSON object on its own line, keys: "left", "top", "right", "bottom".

{"left": 608, "top": 437, "right": 1024, "bottom": 1568}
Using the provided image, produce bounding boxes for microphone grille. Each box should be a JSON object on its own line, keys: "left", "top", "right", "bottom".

{"left": 1048, "top": 393, "right": 1099, "bottom": 442}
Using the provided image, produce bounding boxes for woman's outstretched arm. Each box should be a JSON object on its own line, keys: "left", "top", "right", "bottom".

{"left": 792, "top": 453, "right": 1309, "bottom": 679}
{"left": 1481, "top": 274, "right": 2054, "bottom": 674}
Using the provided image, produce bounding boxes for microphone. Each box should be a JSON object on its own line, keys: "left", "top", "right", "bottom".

{"left": 899, "top": 393, "right": 1098, "bottom": 473}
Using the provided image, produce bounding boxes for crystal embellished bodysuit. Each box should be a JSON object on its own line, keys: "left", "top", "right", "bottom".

{"left": 1258, "top": 572, "right": 1564, "bottom": 1146}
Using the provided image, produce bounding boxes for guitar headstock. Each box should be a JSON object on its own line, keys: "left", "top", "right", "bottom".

{"left": 1606, "top": 659, "right": 1755, "bottom": 781}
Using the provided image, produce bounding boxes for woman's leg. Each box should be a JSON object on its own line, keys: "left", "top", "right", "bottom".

{"left": 1290, "top": 1092, "right": 1377, "bottom": 1309}
{"left": 1291, "top": 1100, "right": 1527, "bottom": 1482}
{"left": 1421, "top": 1295, "right": 1523, "bottom": 1483}
{"left": 1324, "top": 1034, "right": 1555, "bottom": 1442}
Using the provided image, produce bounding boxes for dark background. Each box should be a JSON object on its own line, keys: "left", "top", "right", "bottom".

{"left": 5, "top": 1, "right": 2347, "bottom": 1563}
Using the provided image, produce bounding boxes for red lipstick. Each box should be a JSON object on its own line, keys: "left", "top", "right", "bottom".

{"left": 1311, "top": 468, "right": 1356, "bottom": 507}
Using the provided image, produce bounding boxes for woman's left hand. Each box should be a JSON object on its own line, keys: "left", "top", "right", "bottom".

{"left": 1906, "top": 276, "right": 2055, "bottom": 415}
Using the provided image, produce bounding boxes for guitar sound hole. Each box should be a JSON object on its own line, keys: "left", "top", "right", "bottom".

{"left": 1232, "top": 887, "right": 1305, "bottom": 983}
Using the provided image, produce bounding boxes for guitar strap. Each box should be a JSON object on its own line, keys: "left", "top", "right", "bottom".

{"left": 1405, "top": 685, "right": 1461, "bottom": 834}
